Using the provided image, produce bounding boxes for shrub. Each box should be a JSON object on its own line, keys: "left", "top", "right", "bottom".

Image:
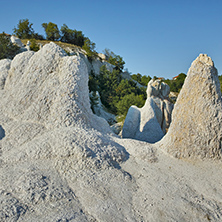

{"left": 116, "top": 93, "right": 145, "bottom": 117}
{"left": 30, "top": 39, "right": 40, "bottom": 52}
{"left": 0, "top": 33, "right": 20, "bottom": 59}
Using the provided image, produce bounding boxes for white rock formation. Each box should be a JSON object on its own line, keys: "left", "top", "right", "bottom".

{"left": 98, "top": 53, "right": 107, "bottom": 60}
{"left": 10, "top": 35, "right": 24, "bottom": 47}
{"left": 90, "top": 91, "right": 116, "bottom": 125}
{"left": 0, "top": 59, "right": 11, "bottom": 90}
{"left": 122, "top": 79, "right": 173, "bottom": 143}
{"left": 1, "top": 47, "right": 222, "bottom": 221}
{"left": 25, "top": 40, "right": 31, "bottom": 51}
{"left": 160, "top": 54, "right": 222, "bottom": 160}
{"left": 80, "top": 54, "right": 114, "bottom": 76}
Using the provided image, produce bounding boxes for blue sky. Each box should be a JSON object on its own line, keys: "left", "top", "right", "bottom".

{"left": 0, "top": 0, "right": 222, "bottom": 79}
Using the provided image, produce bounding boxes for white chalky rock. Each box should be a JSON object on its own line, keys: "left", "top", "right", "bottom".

{"left": 1, "top": 48, "right": 222, "bottom": 221}
{"left": 10, "top": 35, "right": 24, "bottom": 47}
{"left": 0, "top": 59, "right": 11, "bottom": 89}
{"left": 122, "top": 79, "right": 173, "bottom": 142}
{"left": 160, "top": 54, "right": 222, "bottom": 159}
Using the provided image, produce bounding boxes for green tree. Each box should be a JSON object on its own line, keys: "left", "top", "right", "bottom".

{"left": 13, "top": 19, "right": 34, "bottom": 39}
{"left": 163, "top": 73, "right": 186, "bottom": 92}
{"left": 131, "top": 73, "right": 142, "bottom": 82}
{"left": 131, "top": 73, "right": 151, "bottom": 86}
{"left": 103, "top": 48, "right": 125, "bottom": 71}
{"left": 82, "top": 38, "right": 97, "bottom": 60}
{"left": 42, "top": 22, "right": 60, "bottom": 41}
{"left": 0, "top": 33, "right": 20, "bottom": 59}
{"left": 60, "top": 24, "right": 85, "bottom": 47}
{"left": 141, "top": 75, "right": 151, "bottom": 86}
{"left": 116, "top": 93, "right": 145, "bottom": 117}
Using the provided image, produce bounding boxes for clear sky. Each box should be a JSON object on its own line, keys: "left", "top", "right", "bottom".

{"left": 0, "top": 0, "right": 222, "bottom": 79}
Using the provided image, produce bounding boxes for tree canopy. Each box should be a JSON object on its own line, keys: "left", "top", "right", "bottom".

{"left": 131, "top": 73, "right": 152, "bottom": 86}
{"left": 13, "top": 19, "right": 34, "bottom": 39}
{"left": 163, "top": 73, "right": 186, "bottom": 92}
{"left": 103, "top": 48, "right": 125, "bottom": 71}
{"left": 42, "top": 22, "right": 60, "bottom": 41}
{"left": 89, "top": 65, "right": 147, "bottom": 116}
{"left": 60, "top": 24, "right": 85, "bottom": 47}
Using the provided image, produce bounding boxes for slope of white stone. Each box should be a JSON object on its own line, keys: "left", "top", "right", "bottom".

{"left": 0, "top": 59, "right": 11, "bottom": 90}
{"left": 0, "top": 47, "right": 222, "bottom": 221}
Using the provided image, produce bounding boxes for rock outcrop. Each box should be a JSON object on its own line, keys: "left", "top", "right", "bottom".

{"left": 1, "top": 47, "right": 222, "bottom": 221}
{"left": 160, "top": 54, "right": 222, "bottom": 159}
{"left": 90, "top": 91, "right": 116, "bottom": 125}
{"left": 122, "top": 79, "right": 173, "bottom": 143}
{"left": 10, "top": 35, "right": 24, "bottom": 47}
{"left": 0, "top": 59, "right": 11, "bottom": 90}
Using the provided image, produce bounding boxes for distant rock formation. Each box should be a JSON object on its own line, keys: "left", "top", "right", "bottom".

{"left": 90, "top": 91, "right": 116, "bottom": 125}
{"left": 122, "top": 79, "right": 173, "bottom": 143}
{"left": 10, "top": 35, "right": 24, "bottom": 47}
{"left": 160, "top": 54, "right": 222, "bottom": 159}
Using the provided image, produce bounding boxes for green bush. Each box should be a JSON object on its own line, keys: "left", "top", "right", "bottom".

{"left": 131, "top": 73, "right": 151, "bottom": 86}
{"left": 163, "top": 73, "right": 186, "bottom": 92}
{"left": 116, "top": 93, "right": 145, "bottom": 117}
{"left": 30, "top": 39, "right": 40, "bottom": 52}
{"left": 103, "top": 48, "right": 125, "bottom": 71}
{"left": 60, "top": 24, "right": 85, "bottom": 47}
{"left": 0, "top": 33, "right": 20, "bottom": 59}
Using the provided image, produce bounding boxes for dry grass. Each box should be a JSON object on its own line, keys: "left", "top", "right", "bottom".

{"left": 21, "top": 39, "right": 83, "bottom": 52}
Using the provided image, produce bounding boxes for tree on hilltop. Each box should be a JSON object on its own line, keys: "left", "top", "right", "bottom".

{"left": 60, "top": 24, "right": 85, "bottom": 47}
{"left": 42, "top": 22, "right": 60, "bottom": 41}
{"left": 13, "top": 19, "right": 34, "bottom": 39}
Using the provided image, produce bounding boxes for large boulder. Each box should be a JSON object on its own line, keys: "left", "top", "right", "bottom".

{"left": 10, "top": 35, "right": 24, "bottom": 47}
{"left": 122, "top": 79, "right": 173, "bottom": 143}
{"left": 160, "top": 54, "right": 222, "bottom": 159}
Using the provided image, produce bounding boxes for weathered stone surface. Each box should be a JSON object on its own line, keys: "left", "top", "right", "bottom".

{"left": 1, "top": 47, "right": 222, "bottom": 221}
{"left": 122, "top": 79, "right": 173, "bottom": 142}
{"left": 10, "top": 35, "right": 24, "bottom": 47}
{"left": 160, "top": 54, "right": 222, "bottom": 159}
{"left": 0, "top": 59, "right": 11, "bottom": 90}
{"left": 98, "top": 53, "right": 107, "bottom": 60}
{"left": 90, "top": 91, "right": 116, "bottom": 125}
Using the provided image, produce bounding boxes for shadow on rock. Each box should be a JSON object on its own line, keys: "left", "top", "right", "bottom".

{"left": 0, "top": 125, "right": 5, "bottom": 140}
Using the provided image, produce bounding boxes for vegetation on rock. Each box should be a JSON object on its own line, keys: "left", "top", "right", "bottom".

{"left": 89, "top": 65, "right": 146, "bottom": 117}
{"left": 131, "top": 73, "right": 152, "bottom": 86}
{"left": 0, "top": 33, "right": 20, "bottom": 59}
{"left": 42, "top": 22, "right": 61, "bottom": 41}
{"left": 163, "top": 73, "right": 186, "bottom": 92}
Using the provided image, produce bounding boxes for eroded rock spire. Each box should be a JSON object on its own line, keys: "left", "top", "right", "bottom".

{"left": 160, "top": 54, "right": 222, "bottom": 159}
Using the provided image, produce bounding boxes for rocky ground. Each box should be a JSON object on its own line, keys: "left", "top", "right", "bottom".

{"left": 0, "top": 43, "right": 221, "bottom": 221}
